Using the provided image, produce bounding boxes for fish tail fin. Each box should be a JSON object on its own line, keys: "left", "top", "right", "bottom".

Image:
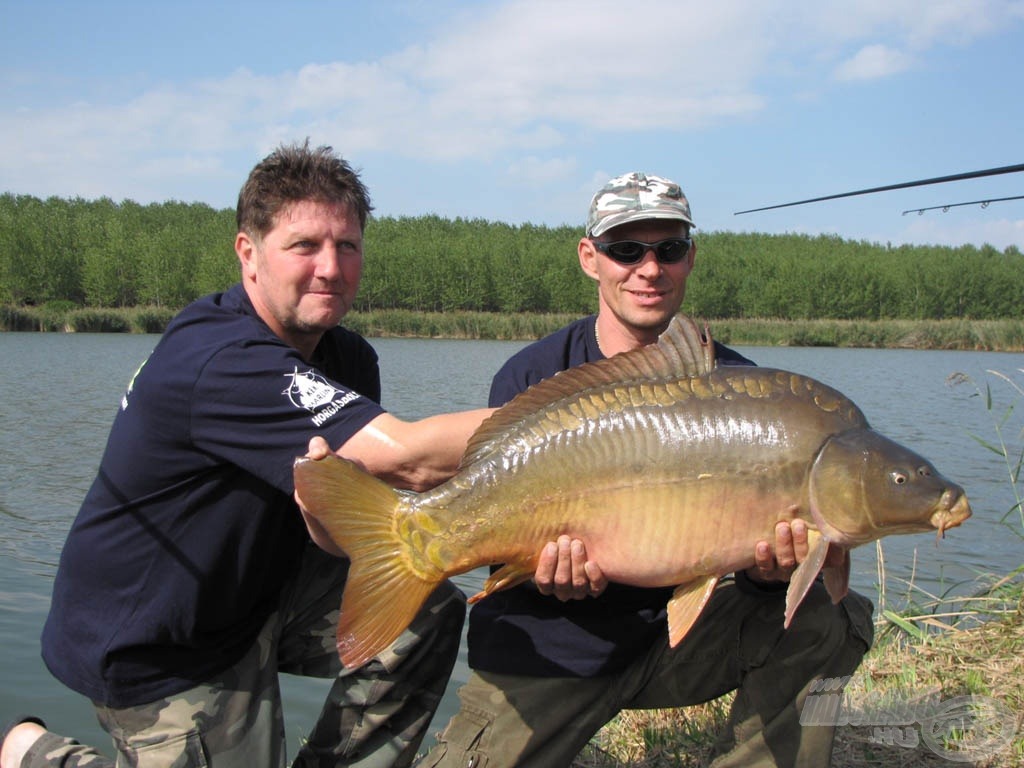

{"left": 338, "top": 558, "right": 440, "bottom": 669}
{"left": 293, "top": 455, "right": 441, "bottom": 668}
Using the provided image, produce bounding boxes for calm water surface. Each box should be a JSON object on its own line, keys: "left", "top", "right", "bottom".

{"left": 1, "top": 332, "right": 1021, "bottom": 757}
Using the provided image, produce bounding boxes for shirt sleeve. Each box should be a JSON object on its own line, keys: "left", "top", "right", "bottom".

{"left": 189, "top": 338, "right": 384, "bottom": 493}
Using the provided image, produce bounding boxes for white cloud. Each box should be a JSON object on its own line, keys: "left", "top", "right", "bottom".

{"left": 833, "top": 44, "right": 914, "bottom": 81}
{"left": 2, "top": 0, "right": 1022, "bottom": 224}
{"left": 798, "top": 0, "right": 1019, "bottom": 49}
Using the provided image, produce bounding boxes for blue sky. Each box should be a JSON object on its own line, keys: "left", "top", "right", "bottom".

{"left": 2, "top": 0, "right": 1023, "bottom": 250}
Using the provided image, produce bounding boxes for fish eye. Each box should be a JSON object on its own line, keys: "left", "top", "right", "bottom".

{"left": 891, "top": 471, "right": 908, "bottom": 485}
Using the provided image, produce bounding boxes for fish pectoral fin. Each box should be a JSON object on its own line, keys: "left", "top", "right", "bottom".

{"left": 468, "top": 562, "right": 535, "bottom": 603}
{"left": 666, "top": 575, "right": 719, "bottom": 647}
{"left": 784, "top": 529, "right": 830, "bottom": 628}
{"left": 822, "top": 549, "right": 851, "bottom": 605}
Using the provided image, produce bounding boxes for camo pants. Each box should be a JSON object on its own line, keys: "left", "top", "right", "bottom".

{"left": 420, "top": 577, "right": 874, "bottom": 768}
{"left": 23, "top": 544, "right": 466, "bottom": 768}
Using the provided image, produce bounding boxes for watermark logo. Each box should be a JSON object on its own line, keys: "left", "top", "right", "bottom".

{"left": 802, "top": 677, "right": 1017, "bottom": 762}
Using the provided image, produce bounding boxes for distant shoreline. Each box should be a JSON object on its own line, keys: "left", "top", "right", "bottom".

{"left": 2, "top": 306, "right": 1023, "bottom": 352}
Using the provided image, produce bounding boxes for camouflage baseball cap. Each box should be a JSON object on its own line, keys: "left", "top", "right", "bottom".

{"left": 586, "top": 172, "right": 694, "bottom": 238}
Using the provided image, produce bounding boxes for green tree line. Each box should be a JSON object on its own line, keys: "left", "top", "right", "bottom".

{"left": 2, "top": 192, "right": 1021, "bottom": 320}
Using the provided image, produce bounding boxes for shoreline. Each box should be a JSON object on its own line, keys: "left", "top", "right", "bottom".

{"left": 3, "top": 307, "right": 1024, "bottom": 352}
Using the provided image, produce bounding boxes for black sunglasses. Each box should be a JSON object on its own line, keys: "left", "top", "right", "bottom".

{"left": 591, "top": 237, "right": 692, "bottom": 265}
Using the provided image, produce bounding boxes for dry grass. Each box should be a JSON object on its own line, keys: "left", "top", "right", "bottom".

{"left": 573, "top": 698, "right": 729, "bottom": 767}
{"left": 833, "top": 596, "right": 1023, "bottom": 768}
{"left": 572, "top": 578, "right": 1023, "bottom": 768}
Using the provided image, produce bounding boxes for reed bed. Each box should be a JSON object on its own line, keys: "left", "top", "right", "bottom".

{"left": 0, "top": 304, "right": 176, "bottom": 334}
{"left": 3, "top": 306, "right": 1023, "bottom": 351}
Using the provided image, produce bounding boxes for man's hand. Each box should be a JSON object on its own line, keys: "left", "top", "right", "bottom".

{"left": 747, "top": 519, "right": 844, "bottom": 583}
{"left": 303, "top": 435, "right": 333, "bottom": 461}
{"left": 534, "top": 535, "right": 608, "bottom": 601}
{"left": 295, "top": 436, "right": 345, "bottom": 556}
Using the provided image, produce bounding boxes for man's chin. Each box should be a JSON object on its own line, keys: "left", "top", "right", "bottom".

{"left": 626, "top": 304, "right": 675, "bottom": 328}
{"left": 293, "top": 312, "right": 346, "bottom": 334}
{"left": 301, "top": 301, "right": 348, "bottom": 327}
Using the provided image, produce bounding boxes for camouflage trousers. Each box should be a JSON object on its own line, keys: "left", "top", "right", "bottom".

{"left": 25, "top": 544, "right": 466, "bottom": 768}
{"left": 419, "top": 578, "right": 874, "bottom": 768}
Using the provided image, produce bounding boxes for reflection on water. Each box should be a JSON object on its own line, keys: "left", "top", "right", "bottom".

{"left": 1, "top": 331, "right": 1021, "bottom": 756}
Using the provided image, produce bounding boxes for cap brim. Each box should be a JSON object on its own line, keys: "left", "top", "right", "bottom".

{"left": 589, "top": 209, "right": 695, "bottom": 238}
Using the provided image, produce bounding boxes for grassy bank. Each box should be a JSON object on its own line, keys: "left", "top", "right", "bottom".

{"left": 573, "top": 581, "right": 1023, "bottom": 767}
{"left": 3, "top": 305, "right": 1024, "bottom": 350}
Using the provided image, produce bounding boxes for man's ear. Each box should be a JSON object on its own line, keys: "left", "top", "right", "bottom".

{"left": 235, "top": 231, "right": 257, "bottom": 279}
{"left": 578, "top": 237, "right": 600, "bottom": 281}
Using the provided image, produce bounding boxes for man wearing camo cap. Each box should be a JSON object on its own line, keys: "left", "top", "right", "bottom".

{"left": 420, "top": 172, "right": 874, "bottom": 768}
{"left": 587, "top": 171, "right": 695, "bottom": 235}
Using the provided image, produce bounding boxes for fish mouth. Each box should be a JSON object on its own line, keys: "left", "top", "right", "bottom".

{"left": 931, "top": 489, "right": 972, "bottom": 541}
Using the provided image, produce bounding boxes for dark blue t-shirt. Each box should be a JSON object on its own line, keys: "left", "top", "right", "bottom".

{"left": 468, "top": 315, "right": 755, "bottom": 678}
{"left": 41, "top": 284, "right": 385, "bottom": 707}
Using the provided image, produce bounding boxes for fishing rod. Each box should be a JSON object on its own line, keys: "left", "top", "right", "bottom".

{"left": 734, "top": 163, "right": 1024, "bottom": 215}
{"left": 902, "top": 195, "right": 1024, "bottom": 216}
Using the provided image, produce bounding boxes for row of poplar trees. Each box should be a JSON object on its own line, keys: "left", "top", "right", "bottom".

{"left": 2, "top": 193, "right": 1022, "bottom": 320}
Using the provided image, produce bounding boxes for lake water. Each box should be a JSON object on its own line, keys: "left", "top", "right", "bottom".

{"left": 1, "top": 331, "right": 1021, "bottom": 759}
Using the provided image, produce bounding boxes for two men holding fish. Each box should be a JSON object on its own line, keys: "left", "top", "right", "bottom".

{"left": 7, "top": 151, "right": 967, "bottom": 768}
{"left": 291, "top": 172, "right": 968, "bottom": 767}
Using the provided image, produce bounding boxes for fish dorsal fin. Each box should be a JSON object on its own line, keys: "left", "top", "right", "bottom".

{"left": 462, "top": 314, "right": 715, "bottom": 467}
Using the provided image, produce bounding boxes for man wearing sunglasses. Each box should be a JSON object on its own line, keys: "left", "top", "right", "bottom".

{"left": 420, "top": 173, "right": 874, "bottom": 768}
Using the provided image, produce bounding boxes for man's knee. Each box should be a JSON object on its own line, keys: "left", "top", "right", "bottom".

{"left": 376, "top": 581, "right": 466, "bottom": 674}
{"left": 422, "top": 580, "right": 467, "bottom": 644}
{"left": 838, "top": 588, "right": 875, "bottom": 663}
{"left": 418, "top": 703, "right": 493, "bottom": 768}
{"left": 790, "top": 585, "right": 874, "bottom": 673}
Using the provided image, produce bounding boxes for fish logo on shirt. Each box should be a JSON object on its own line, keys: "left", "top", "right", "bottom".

{"left": 283, "top": 368, "right": 340, "bottom": 412}
{"left": 283, "top": 367, "right": 361, "bottom": 426}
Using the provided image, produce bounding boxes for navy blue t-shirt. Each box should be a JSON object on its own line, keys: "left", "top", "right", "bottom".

{"left": 41, "top": 284, "right": 385, "bottom": 707}
{"left": 467, "top": 315, "right": 755, "bottom": 678}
